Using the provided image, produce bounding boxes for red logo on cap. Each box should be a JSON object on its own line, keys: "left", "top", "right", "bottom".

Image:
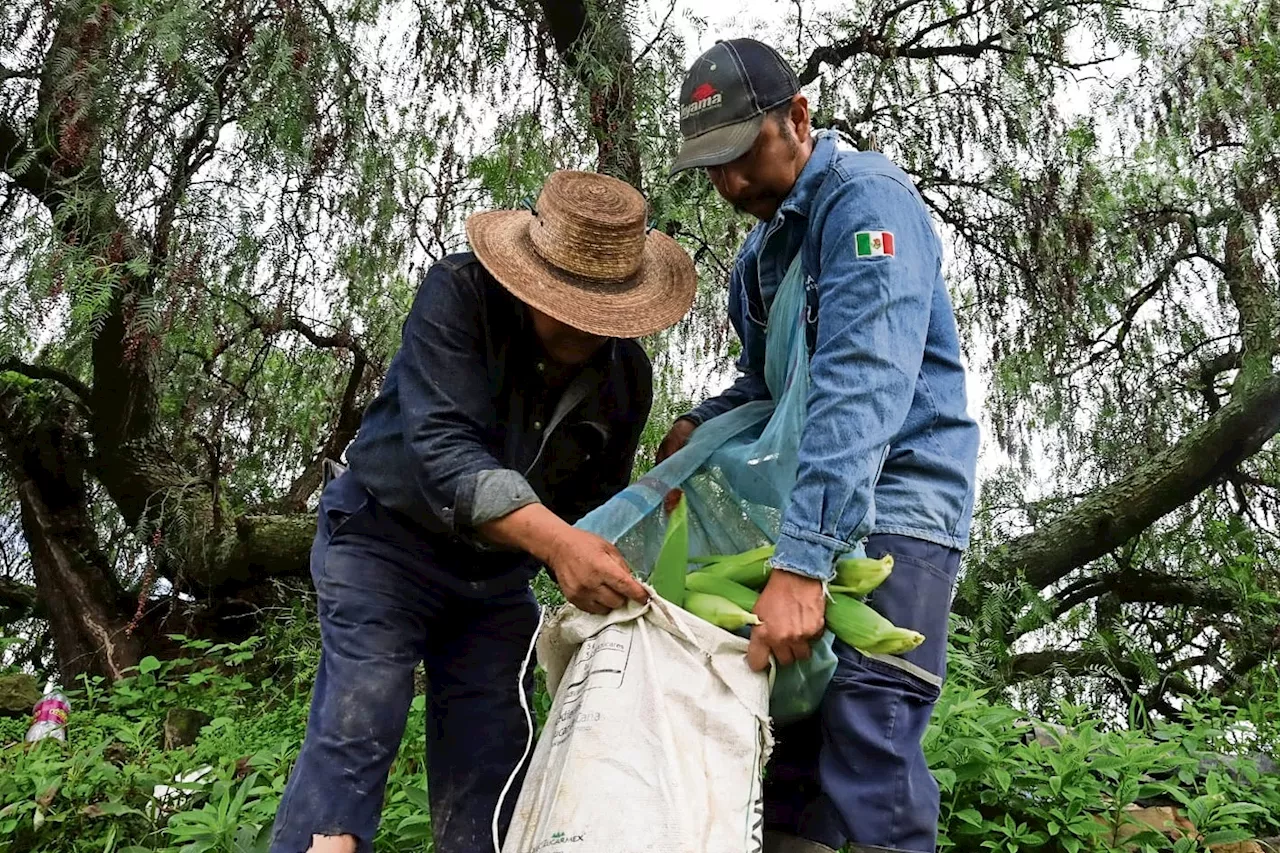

{"left": 691, "top": 83, "right": 717, "bottom": 102}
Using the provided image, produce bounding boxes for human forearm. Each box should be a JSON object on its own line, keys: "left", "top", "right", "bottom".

{"left": 476, "top": 502, "right": 572, "bottom": 563}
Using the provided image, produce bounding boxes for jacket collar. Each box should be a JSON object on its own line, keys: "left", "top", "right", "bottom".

{"left": 778, "top": 131, "right": 841, "bottom": 219}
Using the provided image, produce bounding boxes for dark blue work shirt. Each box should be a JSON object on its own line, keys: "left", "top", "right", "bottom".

{"left": 343, "top": 252, "right": 653, "bottom": 581}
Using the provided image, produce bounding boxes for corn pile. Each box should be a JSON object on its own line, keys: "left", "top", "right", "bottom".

{"left": 649, "top": 495, "right": 924, "bottom": 658}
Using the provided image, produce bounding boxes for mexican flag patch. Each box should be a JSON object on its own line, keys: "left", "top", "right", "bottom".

{"left": 855, "top": 231, "right": 895, "bottom": 257}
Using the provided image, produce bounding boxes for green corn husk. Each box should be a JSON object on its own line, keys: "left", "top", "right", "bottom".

{"left": 689, "top": 544, "right": 775, "bottom": 566}
{"left": 824, "top": 594, "right": 924, "bottom": 656}
{"left": 686, "top": 571, "right": 760, "bottom": 612}
{"left": 684, "top": 592, "right": 762, "bottom": 631}
{"left": 831, "top": 554, "right": 894, "bottom": 596}
{"left": 649, "top": 493, "right": 689, "bottom": 606}
{"left": 702, "top": 551, "right": 773, "bottom": 588}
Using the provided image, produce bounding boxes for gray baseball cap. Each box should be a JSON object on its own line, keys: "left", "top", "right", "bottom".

{"left": 670, "top": 38, "right": 801, "bottom": 176}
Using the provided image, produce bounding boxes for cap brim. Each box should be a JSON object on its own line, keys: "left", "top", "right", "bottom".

{"left": 465, "top": 211, "right": 696, "bottom": 339}
{"left": 669, "top": 115, "right": 765, "bottom": 176}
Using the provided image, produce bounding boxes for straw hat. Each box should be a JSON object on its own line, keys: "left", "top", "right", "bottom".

{"left": 466, "top": 170, "right": 696, "bottom": 339}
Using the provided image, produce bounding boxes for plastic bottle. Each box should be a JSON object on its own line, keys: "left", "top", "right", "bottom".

{"left": 24, "top": 686, "right": 70, "bottom": 743}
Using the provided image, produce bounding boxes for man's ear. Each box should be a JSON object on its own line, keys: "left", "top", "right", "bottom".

{"left": 791, "top": 95, "right": 811, "bottom": 143}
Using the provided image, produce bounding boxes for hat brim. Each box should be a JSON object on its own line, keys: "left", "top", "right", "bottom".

{"left": 466, "top": 211, "right": 696, "bottom": 339}
{"left": 669, "top": 115, "right": 765, "bottom": 176}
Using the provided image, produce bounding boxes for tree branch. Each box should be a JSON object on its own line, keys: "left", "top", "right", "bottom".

{"left": 1038, "top": 569, "right": 1241, "bottom": 632}
{"left": 282, "top": 316, "right": 360, "bottom": 352}
{"left": 1191, "top": 349, "right": 1243, "bottom": 413}
{"left": 633, "top": 0, "right": 676, "bottom": 67}
{"left": 279, "top": 335, "right": 371, "bottom": 511}
{"left": 536, "top": 0, "right": 642, "bottom": 187}
{"left": 0, "top": 357, "right": 92, "bottom": 404}
{"left": 0, "top": 115, "right": 63, "bottom": 206}
{"left": 0, "top": 576, "right": 39, "bottom": 621}
{"left": 1008, "top": 647, "right": 1198, "bottom": 711}
{"left": 992, "top": 373, "right": 1280, "bottom": 592}
{"left": 797, "top": 21, "right": 1108, "bottom": 86}
{"left": 0, "top": 66, "right": 39, "bottom": 83}
{"left": 205, "top": 309, "right": 372, "bottom": 511}
{"left": 216, "top": 512, "right": 315, "bottom": 594}
{"left": 1211, "top": 632, "right": 1280, "bottom": 698}
{"left": 1224, "top": 213, "right": 1278, "bottom": 389}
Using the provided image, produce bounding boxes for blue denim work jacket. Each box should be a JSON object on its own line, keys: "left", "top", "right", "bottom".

{"left": 343, "top": 253, "right": 653, "bottom": 581}
{"left": 686, "top": 132, "right": 981, "bottom": 581}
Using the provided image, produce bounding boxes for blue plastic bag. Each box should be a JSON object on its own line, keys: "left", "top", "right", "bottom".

{"left": 575, "top": 253, "right": 856, "bottom": 724}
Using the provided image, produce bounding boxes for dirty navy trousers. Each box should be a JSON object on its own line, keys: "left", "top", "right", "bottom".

{"left": 269, "top": 471, "right": 541, "bottom": 853}
{"left": 763, "top": 533, "right": 962, "bottom": 853}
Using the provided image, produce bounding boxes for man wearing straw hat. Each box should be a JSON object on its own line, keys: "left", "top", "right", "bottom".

{"left": 659, "top": 38, "right": 981, "bottom": 853}
{"left": 269, "top": 170, "right": 696, "bottom": 853}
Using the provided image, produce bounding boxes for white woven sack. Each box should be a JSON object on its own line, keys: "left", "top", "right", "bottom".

{"left": 501, "top": 586, "right": 773, "bottom": 853}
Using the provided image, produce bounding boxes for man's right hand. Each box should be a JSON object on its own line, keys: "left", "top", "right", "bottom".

{"left": 545, "top": 527, "right": 649, "bottom": 615}
{"left": 655, "top": 417, "right": 697, "bottom": 464}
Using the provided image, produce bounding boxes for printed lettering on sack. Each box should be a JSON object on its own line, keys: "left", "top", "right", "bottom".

{"left": 527, "top": 831, "right": 587, "bottom": 852}
{"left": 550, "top": 706, "right": 604, "bottom": 747}
{"left": 562, "top": 626, "right": 631, "bottom": 693}
{"left": 550, "top": 626, "right": 632, "bottom": 745}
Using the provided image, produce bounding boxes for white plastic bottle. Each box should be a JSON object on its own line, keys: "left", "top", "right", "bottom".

{"left": 24, "top": 685, "right": 70, "bottom": 743}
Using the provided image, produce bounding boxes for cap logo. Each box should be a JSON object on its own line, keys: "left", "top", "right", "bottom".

{"left": 681, "top": 83, "right": 722, "bottom": 119}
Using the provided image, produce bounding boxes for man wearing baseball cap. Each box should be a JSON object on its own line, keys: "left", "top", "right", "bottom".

{"left": 270, "top": 170, "right": 696, "bottom": 853}
{"left": 659, "top": 38, "right": 981, "bottom": 853}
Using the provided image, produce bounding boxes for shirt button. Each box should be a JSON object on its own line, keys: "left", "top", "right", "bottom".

{"left": 536, "top": 361, "right": 546, "bottom": 373}
{"left": 533, "top": 420, "right": 544, "bottom": 430}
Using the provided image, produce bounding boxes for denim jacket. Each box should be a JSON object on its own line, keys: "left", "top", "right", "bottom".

{"left": 343, "top": 253, "right": 653, "bottom": 579}
{"left": 686, "top": 132, "right": 981, "bottom": 581}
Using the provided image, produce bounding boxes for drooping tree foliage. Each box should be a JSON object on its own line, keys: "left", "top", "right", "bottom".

{"left": 0, "top": 0, "right": 1276, "bottom": 726}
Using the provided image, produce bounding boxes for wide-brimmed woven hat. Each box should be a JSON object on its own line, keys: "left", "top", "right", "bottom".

{"left": 466, "top": 170, "right": 696, "bottom": 339}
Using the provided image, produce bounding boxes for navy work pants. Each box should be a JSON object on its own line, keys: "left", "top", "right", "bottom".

{"left": 764, "top": 533, "right": 962, "bottom": 853}
{"left": 269, "top": 473, "right": 541, "bottom": 853}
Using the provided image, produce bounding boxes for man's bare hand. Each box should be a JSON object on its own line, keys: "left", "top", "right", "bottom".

{"left": 747, "top": 569, "right": 827, "bottom": 672}
{"left": 478, "top": 503, "right": 647, "bottom": 615}
{"left": 655, "top": 417, "right": 697, "bottom": 464}
{"left": 546, "top": 527, "right": 649, "bottom": 615}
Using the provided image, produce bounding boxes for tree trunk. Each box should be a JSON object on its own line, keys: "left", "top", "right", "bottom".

{"left": 0, "top": 381, "right": 140, "bottom": 683}
{"left": 18, "top": 481, "right": 140, "bottom": 682}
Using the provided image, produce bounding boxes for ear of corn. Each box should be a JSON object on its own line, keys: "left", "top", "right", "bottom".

{"left": 649, "top": 493, "right": 689, "bottom": 606}
{"left": 684, "top": 592, "right": 762, "bottom": 631}
{"left": 832, "top": 554, "right": 894, "bottom": 596}
{"left": 824, "top": 594, "right": 924, "bottom": 655}
{"left": 686, "top": 571, "right": 760, "bottom": 612}
{"left": 689, "top": 544, "right": 775, "bottom": 566}
{"left": 669, "top": 542, "right": 925, "bottom": 658}
{"left": 704, "top": 554, "right": 772, "bottom": 588}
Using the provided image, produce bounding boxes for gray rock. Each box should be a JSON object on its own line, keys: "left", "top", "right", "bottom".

{"left": 0, "top": 673, "right": 41, "bottom": 718}
{"left": 163, "top": 708, "right": 212, "bottom": 750}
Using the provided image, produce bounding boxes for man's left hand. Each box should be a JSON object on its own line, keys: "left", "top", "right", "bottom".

{"left": 746, "top": 569, "right": 827, "bottom": 672}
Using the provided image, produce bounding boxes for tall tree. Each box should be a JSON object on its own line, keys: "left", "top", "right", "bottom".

{"left": 781, "top": 0, "right": 1278, "bottom": 714}
{"left": 0, "top": 0, "right": 689, "bottom": 682}
{"left": 1, "top": 0, "right": 434, "bottom": 679}
{"left": 1, "top": 0, "right": 1276, "bottom": 722}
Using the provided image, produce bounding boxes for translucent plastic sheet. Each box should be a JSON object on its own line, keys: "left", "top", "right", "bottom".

{"left": 576, "top": 254, "right": 860, "bottom": 724}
